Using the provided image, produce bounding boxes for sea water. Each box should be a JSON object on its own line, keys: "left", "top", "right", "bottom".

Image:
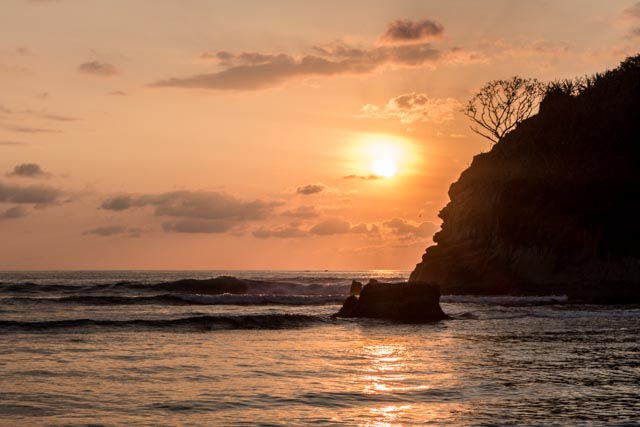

{"left": 0, "top": 271, "right": 638, "bottom": 426}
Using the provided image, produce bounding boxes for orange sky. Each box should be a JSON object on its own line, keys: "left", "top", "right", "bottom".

{"left": 1, "top": 0, "right": 638, "bottom": 270}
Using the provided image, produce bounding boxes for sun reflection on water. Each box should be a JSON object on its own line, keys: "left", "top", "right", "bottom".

{"left": 353, "top": 338, "right": 466, "bottom": 426}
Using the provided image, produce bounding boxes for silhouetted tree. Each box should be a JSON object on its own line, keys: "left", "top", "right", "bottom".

{"left": 462, "top": 76, "right": 545, "bottom": 144}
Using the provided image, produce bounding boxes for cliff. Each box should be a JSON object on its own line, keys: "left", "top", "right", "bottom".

{"left": 410, "top": 55, "right": 640, "bottom": 302}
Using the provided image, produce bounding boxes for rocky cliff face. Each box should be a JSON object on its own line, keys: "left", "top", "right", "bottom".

{"left": 410, "top": 55, "right": 640, "bottom": 302}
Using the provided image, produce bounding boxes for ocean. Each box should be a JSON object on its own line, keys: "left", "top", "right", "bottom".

{"left": 1, "top": 270, "right": 638, "bottom": 426}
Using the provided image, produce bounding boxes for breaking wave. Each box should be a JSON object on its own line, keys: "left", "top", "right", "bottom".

{"left": 0, "top": 314, "right": 327, "bottom": 333}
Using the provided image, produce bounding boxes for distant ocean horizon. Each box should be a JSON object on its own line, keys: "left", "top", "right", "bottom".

{"left": 1, "top": 269, "right": 638, "bottom": 425}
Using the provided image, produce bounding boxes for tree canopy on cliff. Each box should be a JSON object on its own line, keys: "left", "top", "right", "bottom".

{"left": 462, "top": 76, "right": 545, "bottom": 144}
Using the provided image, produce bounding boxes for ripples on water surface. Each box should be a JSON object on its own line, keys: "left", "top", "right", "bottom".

{"left": 0, "top": 271, "right": 639, "bottom": 426}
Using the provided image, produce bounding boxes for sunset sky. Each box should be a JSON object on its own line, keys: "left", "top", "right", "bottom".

{"left": 1, "top": 0, "right": 638, "bottom": 270}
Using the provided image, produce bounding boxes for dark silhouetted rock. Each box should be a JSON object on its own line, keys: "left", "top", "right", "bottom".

{"left": 410, "top": 54, "right": 640, "bottom": 303}
{"left": 350, "top": 280, "right": 363, "bottom": 296}
{"left": 334, "top": 281, "right": 448, "bottom": 322}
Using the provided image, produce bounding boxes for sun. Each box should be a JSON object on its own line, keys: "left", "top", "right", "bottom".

{"left": 368, "top": 140, "right": 401, "bottom": 178}
{"left": 371, "top": 157, "right": 397, "bottom": 178}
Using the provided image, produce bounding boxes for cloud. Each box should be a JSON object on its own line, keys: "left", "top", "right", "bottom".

{"left": 0, "top": 205, "right": 27, "bottom": 220}
{"left": 25, "top": 111, "right": 78, "bottom": 122}
{"left": 110, "top": 90, "right": 127, "bottom": 96}
{"left": 150, "top": 19, "right": 479, "bottom": 91}
{"left": 102, "top": 191, "right": 271, "bottom": 219}
{"left": 0, "top": 124, "right": 60, "bottom": 133}
{"left": 0, "top": 180, "right": 61, "bottom": 205}
{"left": 350, "top": 223, "right": 370, "bottom": 234}
{"left": 7, "top": 163, "right": 47, "bottom": 178}
{"left": 100, "top": 195, "right": 134, "bottom": 211}
{"left": 343, "top": 174, "right": 381, "bottom": 180}
{"left": 623, "top": 2, "right": 640, "bottom": 36}
{"left": 281, "top": 205, "right": 319, "bottom": 219}
{"left": 383, "top": 217, "right": 439, "bottom": 239}
{"left": 77, "top": 61, "right": 118, "bottom": 77}
{"left": 624, "top": 2, "right": 640, "bottom": 19}
{"left": 0, "top": 104, "right": 72, "bottom": 135}
{"left": 152, "top": 45, "right": 447, "bottom": 90}
{"left": 296, "top": 183, "right": 326, "bottom": 195}
{"left": 359, "top": 92, "right": 461, "bottom": 124}
{"left": 309, "top": 217, "right": 352, "bottom": 235}
{"left": 0, "top": 141, "right": 27, "bottom": 146}
{"left": 101, "top": 190, "right": 275, "bottom": 234}
{"left": 84, "top": 224, "right": 142, "bottom": 237}
{"left": 162, "top": 219, "right": 234, "bottom": 234}
{"left": 474, "top": 39, "right": 570, "bottom": 64}
{"left": 252, "top": 223, "right": 308, "bottom": 239}
{"left": 379, "top": 19, "right": 444, "bottom": 45}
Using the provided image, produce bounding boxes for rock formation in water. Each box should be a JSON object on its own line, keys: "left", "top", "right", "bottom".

{"left": 335, "top": 280, "right": 448, "bottom": 322}
{"left": 410, "top": 55, "right": 640, "bottom": 302}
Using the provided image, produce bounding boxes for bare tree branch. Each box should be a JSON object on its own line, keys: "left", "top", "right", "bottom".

{"left": 462, "top": 76, "right": 545, "bottom": 144}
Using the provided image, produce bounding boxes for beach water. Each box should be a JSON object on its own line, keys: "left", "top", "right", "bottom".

{"left": 1, "top": 271, "right": 639, "bottom": 426}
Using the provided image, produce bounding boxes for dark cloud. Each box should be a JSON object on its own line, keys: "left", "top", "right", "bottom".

{"left": 0, "top": 206, "right": 27, "bottom": 220}
{"left": 281, "top": 205, "right": 319, "bottom": 218}
{"left": 380, "top": 19, "right": 444, "bottom": 45}
{"left": 383, "top": 218, "right": 439, "bottom": 239}
{"left": 343, "top": 174, "right": 382, "bottom": 180}
{"left": 162, "top": 219, "right": 234, "bottom": 234}
{"left": 109, "top": 90, "right": 127, "bottom": 96}
{"left": 309, "top": 218, "right": 352, "bottom": 235}
{"left": 101, "top": 195, "right": 134, "bottom": 211}
{"left": 0, "top": 180, "right": 60, "bottom": 205}
{"left": 77, "top": 61, "right": 118, "bottom": 77}
{"left": 359, "top": 92, "right": 460, "bottom": 124}
{"left": 84, "top": 224, "right": 142, "bottom": 237}
{"left": 296, "top": 184, "right": 326, "bottom": 195}
{"left": 252, "top": 224, "right": 307, "bottom": 239}
{"left": 7, "top": 163, "right": 47, "bottom": 178}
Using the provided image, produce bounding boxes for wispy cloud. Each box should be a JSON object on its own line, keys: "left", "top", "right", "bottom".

{"left": 0, "top": 140, "right": 27, "bottom": 146}
{"left": 359, "top": 92, "right": 461, "bottom": 124}
{"left": 0, "top": 124, "right": 60, "bottom": 133}
{"left": 100, "top": 190, "right": 276, "bottom": 234}
{"left": 343, "top": 174, "right": 381, "bottom": 180}
{"left": 151, "top": 19, "right": 481, "bottom": 91}
{"left": 0, "top": 206, "right": 27, "bottom": 220}
{"left": 77, "top": 61, "right": 118, "bottom": 77}
{"left": 280, "top": 205, "right": 319, "bottom": 219}
{"left": 84, "top": 224, "right": 142, "bottom": 238}
{"left": 623, "top": 2, "right": 640, "bottom": 37}
{"left": 296, "top": 183, "right": 326, "bottom": 195}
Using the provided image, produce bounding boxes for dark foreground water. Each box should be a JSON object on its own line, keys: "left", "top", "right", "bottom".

{"left": 1, "top": 271, "right": 639, "bottom": 426}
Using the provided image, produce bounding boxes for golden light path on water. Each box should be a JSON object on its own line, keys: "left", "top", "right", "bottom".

{"left": 355, "top": 341, "right": 460, "bottom": 426}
